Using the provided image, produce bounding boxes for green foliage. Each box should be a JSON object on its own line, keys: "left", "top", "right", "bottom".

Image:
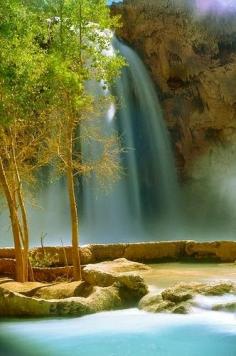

{"left": 0, "top": 0, "right": 125, "bottom": 179}
{"left": 0, "top": 0, "right": 125, "bottom": 257}
{"left": 0, "top": 1, "right": 51, "bottom": 124}
{"left": 35, "top": 0, "right": 126, "bottom": 185}
{"left": 29, "top": 250, "right": 60, "bottom": 268}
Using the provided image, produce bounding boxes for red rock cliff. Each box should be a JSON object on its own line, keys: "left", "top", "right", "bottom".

{"left": 112, "top": 0, "right": 236, "bottom": 178}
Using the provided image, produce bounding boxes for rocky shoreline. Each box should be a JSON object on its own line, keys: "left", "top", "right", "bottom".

{"left": 0, "top": 256, "right": 236, "bottom": 317}
{"left": 0, "top": 259, "right": 148, "bottom": 317}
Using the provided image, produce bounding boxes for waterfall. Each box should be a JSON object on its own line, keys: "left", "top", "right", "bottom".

{"left": 80, "top": 38, "right": 180, "bottom": 243}
{"left": 0, "top": 38, "right": 180, "bottom": 247}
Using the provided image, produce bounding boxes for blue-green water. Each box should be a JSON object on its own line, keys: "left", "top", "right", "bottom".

{"left": 1, "top": 309, "right": 236, "bottom": 356}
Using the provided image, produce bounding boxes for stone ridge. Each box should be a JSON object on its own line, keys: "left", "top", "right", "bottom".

{"left": 0, "top": 240, "right": 236, "bottom": 280}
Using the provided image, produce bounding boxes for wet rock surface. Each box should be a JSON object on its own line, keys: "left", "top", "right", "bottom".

{"left": 1, "top": 258, "right": 235, "bottom": 317}
{"left": 139, "top": 282, "right": 236, "bottom": 314}
{"left": 213, "top": 301, "right": 236, "bottom": 312}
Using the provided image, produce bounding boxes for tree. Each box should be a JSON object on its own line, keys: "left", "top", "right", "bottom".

{"left": 0, "top": 0, "right": 52, "bottom": 282}
{"left": 38, "top": 0, "right": 125, "bottom": 280}
{"left": 0, "top": 0, "right": 125, "bottom": 282}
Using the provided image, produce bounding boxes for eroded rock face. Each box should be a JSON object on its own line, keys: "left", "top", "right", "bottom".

{"left": 112, "top": 0, "right": 236, "bottom": 177}
{"left": 0, "top": 285, "right": 122, "bottom": 317}
{"left": 82, "top": 258, "right": 149, "bottom": 300}
{"left": 139, "top": 281, "right": 236, "bottom": 314}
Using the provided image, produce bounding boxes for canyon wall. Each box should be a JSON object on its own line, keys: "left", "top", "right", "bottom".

{"left": 112, "top": 0, "right": 236, "bottom": 178}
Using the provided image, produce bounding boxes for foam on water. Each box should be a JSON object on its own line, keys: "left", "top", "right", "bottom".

{"left": 1, "top": 309, "right": 236, "bottom": 356}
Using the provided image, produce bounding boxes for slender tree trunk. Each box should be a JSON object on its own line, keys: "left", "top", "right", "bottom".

{"left": 16, "top": 190, "right": 29, "bottom": 281}
{"left": 10, "top": 129, "right": 29, "bottom": 281}
{"left": 67, "top": 124, "right": 81, "bottom": 281}
{"left": 0, "top": 157, "right": 25, "bottom": 282}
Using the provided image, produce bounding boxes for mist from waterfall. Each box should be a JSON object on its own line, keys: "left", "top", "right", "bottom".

{"left": 80, "top": 37, "right": 181, "bottom": 244}
{"left": 0, "top": 37, "right": 181, "bottom": 247}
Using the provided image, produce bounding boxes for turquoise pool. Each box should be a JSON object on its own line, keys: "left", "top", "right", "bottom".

{"left": 1, "top": 309, "right": 236, "bottom": 356}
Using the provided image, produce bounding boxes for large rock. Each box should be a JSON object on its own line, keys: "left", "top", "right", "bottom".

{"left": 0, "top": 259, "right": 150, "bottom": 317}
{"left": 139, "top": 292, "right": 191, "bottom": 314}
{"left": 162, "top": 282, "right": 236, "bottom": 300}
{"left": 0, "top": 285, "right": 122, "bottom": 317}
{"left": 139, "top": 281, "right": 236, "bottom": 314}
{"left": 82, "top": 258, "right": 149, "bottom": 300}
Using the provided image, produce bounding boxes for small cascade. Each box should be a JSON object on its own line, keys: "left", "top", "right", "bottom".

{"left": 80, "top": 37, "right": 181, "bottom": 243}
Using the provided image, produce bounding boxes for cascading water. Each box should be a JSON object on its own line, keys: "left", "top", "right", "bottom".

{"left": 80, "top": 37, "right": 181, "bottom": 244}
{"left": 0, "top": 37, "right": 180, "bottom": 246}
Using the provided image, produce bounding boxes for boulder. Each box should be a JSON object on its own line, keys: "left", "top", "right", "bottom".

{"left": 82, "top": 258, "right": 149, "bottom": 300}
{"left": 162, "top": 287, "right": 193, "bottom": 303}
{"left": 139, "top": 292, "right": 191, "bottom": 314}
{"left": 139, "top": 281, "right": 236, "bottom": 314}
{"left": 0, "top": 285, "right": 122, "bottom": 317}
{"left": 139, "top": 292, "right": 165, "bottom": 312}
{"left": 0, "top": 259, "right": 150, "bottom": 317}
